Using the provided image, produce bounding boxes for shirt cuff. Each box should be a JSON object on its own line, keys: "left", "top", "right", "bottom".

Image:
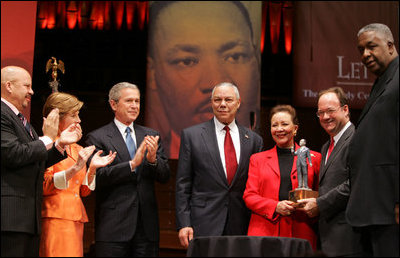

{"left": 54, "top": 139, "right": 66, "bottom": 154}
{"left": 54, "top": 171, "right": 68, "bottom": 189}
{"left": 129, "top": 161, "right": 137, "bottom": 173}
{"left": 39, "top": 136, "right": 54, "bottom": 150}
{"left": 83, "top": 172, "right": 96, "bottom": 191}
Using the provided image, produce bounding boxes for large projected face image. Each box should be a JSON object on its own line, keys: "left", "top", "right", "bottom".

{"left": 145, "top": 1, "right": 261, "bottom": 158}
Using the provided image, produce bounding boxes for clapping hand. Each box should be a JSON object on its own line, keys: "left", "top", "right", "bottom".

{"left": 130, "top": 140, "right": 147, "bottom": 169}
{"left": 75, "top": 145, "right": 96, "bottom": 171}
{"left": 65, "top": 145, "right": 96, "bottom": 181}
{"left": 59, "top": 123, "right": 82, "bottom": 148}
{"left": 90, "top": 150, "right": 117, "bottom": 169}
{"left": 42, "top": 108, "right": 60, "bottom": 141}
{"left": 145, "top": 135, "right": 159, "bottom": 164}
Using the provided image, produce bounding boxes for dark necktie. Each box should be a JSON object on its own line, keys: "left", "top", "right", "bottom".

{"left": 326, "top": 137, "right": 335, "bottom": 160}
{"left": 17, "top": 113, "right": 33, "bottom": 138}
{"left": 125, "top": 127, "right": 136, "bottom": 159}
{"left": 223, "top": 126, "right": 238, "bottom": 185}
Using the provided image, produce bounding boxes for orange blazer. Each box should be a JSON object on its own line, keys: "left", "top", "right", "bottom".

{"left": 243, "top": 144, "right": 321, "bottom": 250}
{"left": 41, "top": 143, "right": 91, "bottom": 222}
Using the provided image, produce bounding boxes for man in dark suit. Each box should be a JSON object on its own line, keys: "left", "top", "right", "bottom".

{"left": 346, "top": 23, "right": 399, "bottom": 256}
{"left": 298, "top": 87, "right": 362, "bottom": 256}
{"left": 1, "top": 66, "right": 82, "bottom": 257}
{"left": 175, "top": 82, "right": 263, "bottom": 248}
{"left": 85, "top": 82, "right": 170, "bottom": 257}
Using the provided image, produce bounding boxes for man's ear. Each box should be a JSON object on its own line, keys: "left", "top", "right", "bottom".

{"left": 5, "top": 81, "right": 13, "bottom": 93}
{"left": 388, "top": 41, "right": 395, "bottom": 55}
{"left": 109, "top": 100, "right": 117, "bottom": 112}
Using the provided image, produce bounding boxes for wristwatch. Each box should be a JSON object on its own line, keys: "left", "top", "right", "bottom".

{"left": 148, "top": 159, "right": 157, "bottom": 166}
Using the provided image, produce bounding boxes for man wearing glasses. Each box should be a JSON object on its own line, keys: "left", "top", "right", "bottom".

{"left": 298, "top": 87, "right": 362, "bottom": 257}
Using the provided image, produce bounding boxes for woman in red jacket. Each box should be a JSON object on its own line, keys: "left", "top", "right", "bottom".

{"left": 243, "top": 105, "right": 321, "bottom": 250}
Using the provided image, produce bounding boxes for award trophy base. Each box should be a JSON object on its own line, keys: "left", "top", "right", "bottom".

{"left": 289, "top": 188, "right": 318, "bottom": 207}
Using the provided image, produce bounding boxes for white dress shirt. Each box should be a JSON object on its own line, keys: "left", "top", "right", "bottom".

{"left": 325, "top": 121, "right": 352, "bottom": 164}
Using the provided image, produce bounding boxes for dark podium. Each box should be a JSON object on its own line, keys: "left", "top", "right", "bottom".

{"left": 187, "top": 235, "right": 313, "bottom": 257}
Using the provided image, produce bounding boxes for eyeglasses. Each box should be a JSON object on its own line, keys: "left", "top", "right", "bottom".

{"left": 316, "top": 106, "right": 343, "bottom": 118}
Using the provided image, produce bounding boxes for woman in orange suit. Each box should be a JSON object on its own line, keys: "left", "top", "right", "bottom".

{"left": 243, "top": 105, "right": 321, "bottom": 250}
{"left": 39, "top": 92, "right": 116, "bottom": 257}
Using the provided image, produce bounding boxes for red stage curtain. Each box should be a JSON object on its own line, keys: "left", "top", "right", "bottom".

{"left": 1, "top": 1, "right": 37, "bottom": 120}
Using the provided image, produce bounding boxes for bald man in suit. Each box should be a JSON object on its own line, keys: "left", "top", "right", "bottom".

{"left": 1, "top": 66, "right": 81, "bottom": 257}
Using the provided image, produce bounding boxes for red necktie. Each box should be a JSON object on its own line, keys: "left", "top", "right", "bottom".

{"left": 327, "top": 137, "right": 335, "bottom": 160}
{"left": 223, "top": 126, "right": 237, "bottom": 185}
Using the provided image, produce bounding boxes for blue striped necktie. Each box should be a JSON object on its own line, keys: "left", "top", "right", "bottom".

{"left": 125, "top": 127, "right": 136, "bottom": 159}
{"left": 18, "top": 113, "right": 33, "bottom": 138}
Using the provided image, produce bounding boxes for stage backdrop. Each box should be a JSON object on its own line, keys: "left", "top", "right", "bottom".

{"left": 1, "top": 1, "right": 37, "bottom": 120}
{"left": 293, "top": 1, "right": 399, "bottom": 109}
{"left": 145, "top": 1, "right": 262, "bottom": 159}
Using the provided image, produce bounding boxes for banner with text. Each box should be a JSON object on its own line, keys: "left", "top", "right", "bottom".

{"left": 293, "top": 1, "right": 398, "bottom": 109}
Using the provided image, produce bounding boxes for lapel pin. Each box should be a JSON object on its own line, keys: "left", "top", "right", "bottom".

{"left": 245, "top": 134, "right": 249, "bottom": 139}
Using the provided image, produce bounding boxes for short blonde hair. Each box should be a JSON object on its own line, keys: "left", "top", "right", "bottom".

{"left": 43, "top": 92, "right": 83, "bottom": 119}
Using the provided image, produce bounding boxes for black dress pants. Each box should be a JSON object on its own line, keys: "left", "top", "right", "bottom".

{"left": 359, "top": 224, "right": 399, "bottom": 257}
{"left": 1, "top": 231, "right": 40, "bottom": 257}
{"left": 95, "top": 213, "right": 158, "bottom": 257}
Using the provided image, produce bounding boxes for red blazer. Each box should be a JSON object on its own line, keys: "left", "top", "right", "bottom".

{"left": 243, "top": 144, "right": 321, "bottom": 250}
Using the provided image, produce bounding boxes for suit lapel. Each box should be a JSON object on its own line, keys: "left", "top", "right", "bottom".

{"left": 319, "top": 124, "right": 354, "bottom": 183}
{"left": 357, "top": 78, "right": 384, "bottom": 125}
{"left": 31, "top": 127, "right": 39, "bottom": 140}
{"left": 290, "top": 144, "right": 299, "bottom": 183}
{"left": 16, "top": 115, "right": 33, "bottom": 140}
{"left": 357, "top": 58, "right": 398, "bottom": 126}
{"left": 7, "top": 104, "right": 37, "bottom": 140}
{"left": 133, "top": 124, "right": 146, "bottom": 181}
{"left": 318, "top": 141, "right": 330, "bottom": 183}
{"left": 67, "top": 143, "right": 78, "bottom": 162}
{"left": 231, "top": 125, "right": 251, "bottom": 185}
{"left": 201, "top": 120, "right": 227, "bottom": 185}
{"left": 107, "top": 122, "right": 131, "bottom": 161}
{"left": 133, "top": 124, "right": 145, "bottom": 150}
{"left": 265, "top": 146, "right": 281, "bottom": 177}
